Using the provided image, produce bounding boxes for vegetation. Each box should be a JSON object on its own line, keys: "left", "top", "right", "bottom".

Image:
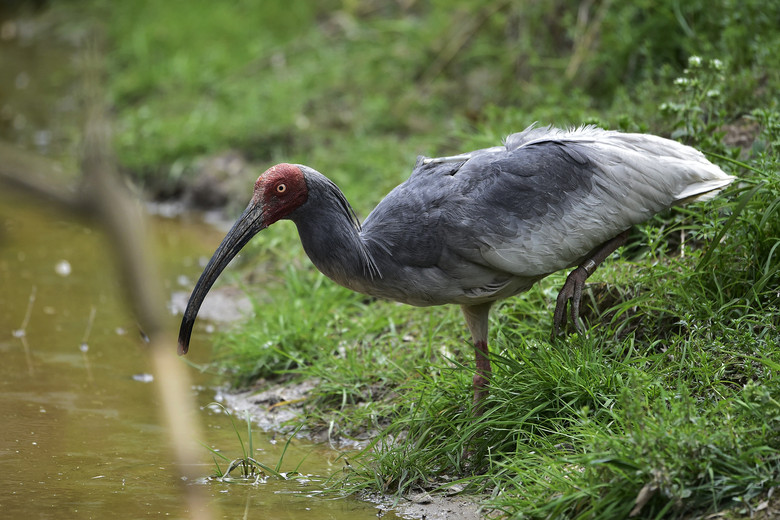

{"left": 66, "top": 0, "right": 780, "bottom": 517}
{"left": 205, "top": 403, "right": 304, "bottom": 483}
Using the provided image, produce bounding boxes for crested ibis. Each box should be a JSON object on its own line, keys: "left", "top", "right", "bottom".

{"left": 177, "top": 125, "right": 734, "bottom": 410}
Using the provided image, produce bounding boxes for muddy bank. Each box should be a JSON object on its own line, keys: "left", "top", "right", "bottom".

{"left": 217, "top": 381, "right": 489, "bottom": 520}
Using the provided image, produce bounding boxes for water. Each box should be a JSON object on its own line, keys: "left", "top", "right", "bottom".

{"left": 0, "top": 188, "right": 399, "bottom": 519}
{"left": 0, "top": 7, "right": 400, "bottom": 518}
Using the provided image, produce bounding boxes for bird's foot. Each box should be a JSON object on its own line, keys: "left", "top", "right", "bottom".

{"left": 552, "top": 266, "right": 589, "bottom": 338}
{"left": 551, "top": 231, "right": 628, "bottom": 339}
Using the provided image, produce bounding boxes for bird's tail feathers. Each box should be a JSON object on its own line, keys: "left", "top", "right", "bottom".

{"left": 675, "top": 175, "right": 736, "bottom": 203}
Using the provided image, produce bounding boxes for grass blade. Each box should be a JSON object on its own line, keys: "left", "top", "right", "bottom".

{"left": 697, "top": 181, "right": 765, "bottom": 270}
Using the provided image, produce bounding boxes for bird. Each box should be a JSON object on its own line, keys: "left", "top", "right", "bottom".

{"left": 177, "top": 124, "right": 734, "bottom": 412}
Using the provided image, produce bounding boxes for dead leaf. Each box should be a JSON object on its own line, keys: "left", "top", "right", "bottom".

{"left": 629, "top": 482, "right": 658, "bottom": 517}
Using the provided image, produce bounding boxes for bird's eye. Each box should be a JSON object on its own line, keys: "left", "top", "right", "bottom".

{"left": 276, "top": 183, "right": 287, "bottom": 194}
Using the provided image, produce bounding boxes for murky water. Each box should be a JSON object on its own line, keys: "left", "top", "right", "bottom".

{"left": 0, "top": 6, "right": 401, "bottom": 518}
{"left": 0, "top": 188, "right": 399, "bottom": 519}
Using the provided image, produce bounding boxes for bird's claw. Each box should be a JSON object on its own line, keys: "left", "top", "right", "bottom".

{"left": 552, "top": 266, "right": 588, "bottom": 338}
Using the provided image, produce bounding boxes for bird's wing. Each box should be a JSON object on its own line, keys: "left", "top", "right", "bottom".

{"left": 359, "top": 127, "right": 733, "bottom": 303}
{"left": 448, "top": 127, "right": 733, "bottom": 276}
{"left": 360, "top": 158, "right": 457, "bottom": 268}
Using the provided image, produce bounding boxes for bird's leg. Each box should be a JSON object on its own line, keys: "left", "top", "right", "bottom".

{"left": 461, "top": 302, "right": 493, "bottom": 415}
{"left": 553, "top": 229, "right": 630, "bottom": 336}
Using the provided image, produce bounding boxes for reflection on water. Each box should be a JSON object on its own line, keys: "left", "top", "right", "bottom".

{"left": 0, "top": 188, "right": 396, "bottom": 519}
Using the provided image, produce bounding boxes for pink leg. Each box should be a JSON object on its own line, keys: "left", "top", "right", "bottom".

{"left": 461, "top": 303, "right": 493, "bottom": 415}
{"left": 472, "top": 339, "right": 491, "bottom": 413}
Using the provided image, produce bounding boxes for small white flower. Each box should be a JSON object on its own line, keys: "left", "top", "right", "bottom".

{"left": 706, "top": 88, "right": 721, "bottom": 98}
{"left": 710, "top": 58, "right": 724, "bottom": 70}
{"left": 674, "top": 77, "right": 689, "bottom": 86}
{"left": 688, "top": 55, "right": 702, "bottom": 67}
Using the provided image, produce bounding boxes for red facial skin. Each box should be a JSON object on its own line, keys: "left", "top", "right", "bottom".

{"left": 253, "top": 163, "right": 309, "bottom": 225}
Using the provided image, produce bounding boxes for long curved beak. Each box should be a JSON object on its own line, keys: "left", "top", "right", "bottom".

{"left": 178, "top": 201, "right": 265, "bottom": 355}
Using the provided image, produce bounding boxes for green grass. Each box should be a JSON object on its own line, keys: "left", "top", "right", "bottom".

{"left": 209, "top": 150, "right": 780, "bottom": 517}
{"left": 53, "top": 0, "right": 780, "bottom": 517}
{"left": 70, "top": 0, "right": 780, "bottom": 207}
{"left": 205, "top": 403, "right": 305, "bottom": 482}
{"left": 326, "top": 147, "right": 780, "bottom": 518}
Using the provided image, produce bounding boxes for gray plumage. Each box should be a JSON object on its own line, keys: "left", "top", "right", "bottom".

{"left": 178, "top": 124, "right": 734, "bottom": 410}
{"left": 289, "top": 124, "right": 733, "bottom": 308}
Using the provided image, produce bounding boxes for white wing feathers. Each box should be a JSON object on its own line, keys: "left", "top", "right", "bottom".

{"left": 506, "top": 124, "right": 735, "bottom": 203}
{"left": 478, "top": 125, "right": 735, "bottom": 277}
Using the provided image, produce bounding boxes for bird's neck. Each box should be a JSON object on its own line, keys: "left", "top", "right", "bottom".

{"left": 288, "top": 187, "right": 381, "bottom": 295}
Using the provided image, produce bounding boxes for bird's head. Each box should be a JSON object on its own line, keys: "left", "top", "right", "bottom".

{"left": 251, "top": 163, "right": 310, "bottom": 227}
{"left": 177, "top": 163, "right": 309, "bottom": 355}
